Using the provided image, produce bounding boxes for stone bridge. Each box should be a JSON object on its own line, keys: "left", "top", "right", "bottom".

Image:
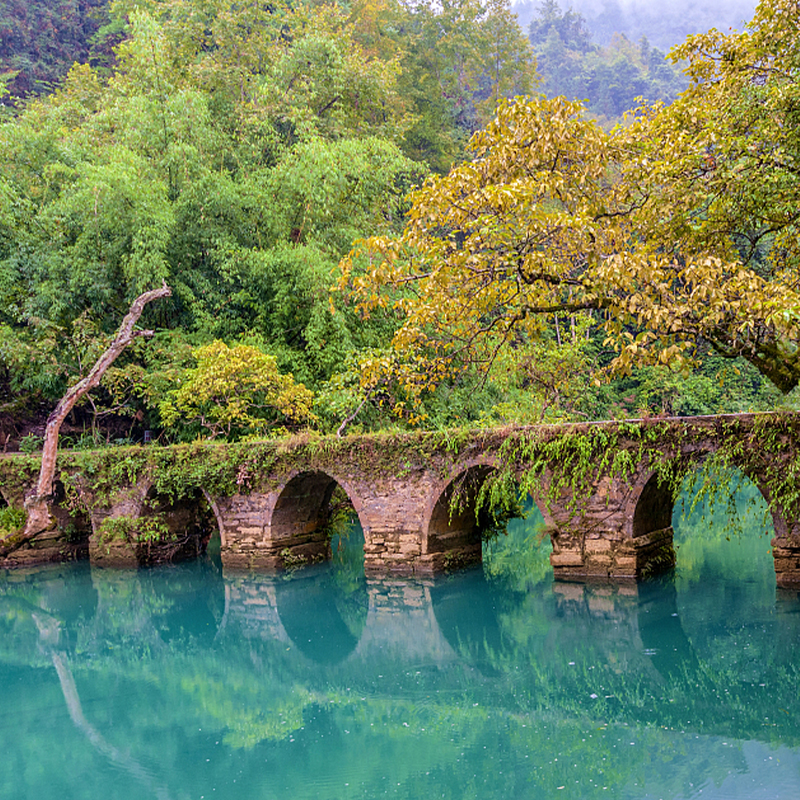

{"left": 2, "top": 413, "right": 800, "bottom": 585}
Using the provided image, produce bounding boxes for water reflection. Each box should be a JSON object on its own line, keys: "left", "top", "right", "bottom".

{"left": 0, "top": 480, "right": 799, "bottom": 800}
{"left": 275, "top": 571, "right": 366, "bottom": 665}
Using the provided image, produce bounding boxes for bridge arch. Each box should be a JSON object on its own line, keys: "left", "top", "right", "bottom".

{"left": 622, "top": 458, "right": 782, "bottom": 582}
{"left": 625, "top": 469, "right": 675, "bottom": 540}
{"left": 139, "top": 483, "right": 214, "bottom": 564}
{"left": 202, "top": 489, "right": 228, "bottom": 548}
{"left": 691, "top": 457, "right": 797, "bottom": 587}
{"left": 423, "top": 459, "right": 553, "bottom": 570}
{"left": 89, "top": 480, "right": 215, "bottom": 567}
{"left": 423, "top": 460, "right": 496, "bottom": 560}
{"left": 266, "top": 469, "right": 366, "bottom": 567}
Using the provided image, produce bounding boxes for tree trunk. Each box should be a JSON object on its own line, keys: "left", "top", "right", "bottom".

{"left": 0, "top": 283, "right": 171, "bottom": 558}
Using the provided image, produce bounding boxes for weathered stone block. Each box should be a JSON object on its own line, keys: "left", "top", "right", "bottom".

{"left": 584, "top": 538, "right": 612, "bottom": 553}
{"left": 773, "top": 535, "right": 800, "bottom": 550}
{"left": 550, "top": 552, "right": 584, "bottom": 567}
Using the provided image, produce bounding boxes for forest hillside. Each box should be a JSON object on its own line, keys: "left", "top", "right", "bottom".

{"left": 0, "top": 0, "right": 796, "bottom": 451}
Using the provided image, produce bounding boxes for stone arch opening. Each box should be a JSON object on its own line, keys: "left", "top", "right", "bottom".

{"left": 672, "top": 464, "right": 775, "bottom": 585}
{"left": 142, "top": 486, "right": 217, "bottom": 566}
{"left": 632, "top": 472, "right": 674, "bottom": 538}
{"left": 671, "top": 465, "right": 781, "bottom": 681}
{"left": 92, "top": 485, "right": 219, "bottom": 568}
{"left": 426, "top": 466, "right": 552, "bottom": 576}
{"left": 483, "top": 492, "right": 554, "bottom": 587}
{"left": 426, "top": 465, "right": 495, "bottom": 555}
{"left": 424, "top": 464, "right": 533, "bottom": 571}
{"left": 269, "top": 471, "right": 363, "bottom": 569}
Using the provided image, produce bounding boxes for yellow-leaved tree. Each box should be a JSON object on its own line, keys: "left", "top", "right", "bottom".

{"left": 340, "top": 0, "right": 800, "bottom": 400}
{"left": 159, "top": 341, "right": 315, "bottom": 439}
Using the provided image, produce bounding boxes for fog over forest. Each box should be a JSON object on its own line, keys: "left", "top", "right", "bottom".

{"left": 514, "top": 0, "right": 759, "bottom": 50}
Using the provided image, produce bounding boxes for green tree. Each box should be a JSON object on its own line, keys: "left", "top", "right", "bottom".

{"left": 349, "top": 0, "right": 536, "bottom": 173}
{"left": 159, "top": 340, "right": 315, "bottom": 439}
{"left": 0, "top": 0, "right": 423, "bottom": 434}
{"left": 0, "top": 0, "right": 114, "bottom": 102}
{"left": 528, "top": 1, "right": 686, "bottom": 123}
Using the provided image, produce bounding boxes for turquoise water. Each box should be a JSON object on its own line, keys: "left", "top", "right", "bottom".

{"left": 1, "top": 480, "right": 799, "bottom": 800}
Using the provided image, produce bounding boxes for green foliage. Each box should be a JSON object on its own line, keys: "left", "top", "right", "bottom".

{"left": 0, "top": 0, "right": 434, "bottom": 436}
{"left": 349, "top": 0, "right": 537, "bottom": 172}
{"left": 99, "top": 513, "right": 170, "bottom": 545}
{"left": 344, "top": 63, "right": 800, "bottom": 402}
{"left": 0, "top": 0, "right": 793, "bottom": 439}
{"left": 18, "top": 434, "right": 43, "bottom": 454}
{"left": 0, "top": 505, "right": 26, "bottom": 538}
{"left": 159, "top": 340, "right": 316, "bottom": 440}
{"left": 0, "top": 0, "right": 114, "bottom": 102}
{"left": 477, "top": 314, "right": 598, "bottom": 425}
{"left": 474, "top": 470, "right": 527, "bottom": 541}
{"left": 529, "top": 0, "right": 687, "bottom": 124}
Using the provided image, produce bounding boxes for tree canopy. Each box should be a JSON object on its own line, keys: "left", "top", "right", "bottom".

{"left": 0, "top": 0, "right": 544, "bottom": 440}
{"left": 342, "top": 0, "right": 800, "bottom": 402}
{"left": 0, "top": 0, "right": 795, "bottom": 444}
{"left": 159, "top": 340, "right": 315, "bottom": 439}
{"left": 0, "top": 0, "right": 115, "bottom": 101}
{"left": 0, "top": 0, "right": 421, "bottom": 421}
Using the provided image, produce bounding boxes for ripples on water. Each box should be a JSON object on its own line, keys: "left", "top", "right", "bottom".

{"left": 1, "top": 478, "right": 798, "bottom": 800}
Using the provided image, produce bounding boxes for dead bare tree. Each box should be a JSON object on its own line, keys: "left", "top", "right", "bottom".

{"left": 0, "top": 283, "right": 171, "bottom": 557}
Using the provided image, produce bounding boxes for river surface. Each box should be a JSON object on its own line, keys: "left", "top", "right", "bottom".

{"left": 2, "top": 479, "right": 799, "bottom": 800}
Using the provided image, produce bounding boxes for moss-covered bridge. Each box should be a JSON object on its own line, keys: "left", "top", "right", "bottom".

{"left": 2, "top": 413, "right": 800, "bottom": 585}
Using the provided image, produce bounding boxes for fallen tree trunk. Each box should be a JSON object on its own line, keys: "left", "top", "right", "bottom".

{"left": 0, "top": 283, "right": 172, "bottom": 558}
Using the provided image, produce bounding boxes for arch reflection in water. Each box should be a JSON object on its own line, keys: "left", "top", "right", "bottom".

{"left": 275, "top": 572, "right": 367, "bottom": 665}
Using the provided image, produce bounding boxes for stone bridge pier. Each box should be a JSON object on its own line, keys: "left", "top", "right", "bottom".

{"left": 544, "top": 466, "right": 677, "bottom": 582}
{"left": 758, "top": 490, "right": 800, "bottom": 588}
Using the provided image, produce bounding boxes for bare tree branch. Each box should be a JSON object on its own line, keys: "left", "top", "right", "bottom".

{"left": 0, "top": 283, "right": 172, "bottom": 558}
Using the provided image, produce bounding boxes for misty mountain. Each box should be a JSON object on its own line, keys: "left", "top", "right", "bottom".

{"left": 514, "top": 0, "right": 758, "bottom": 51}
